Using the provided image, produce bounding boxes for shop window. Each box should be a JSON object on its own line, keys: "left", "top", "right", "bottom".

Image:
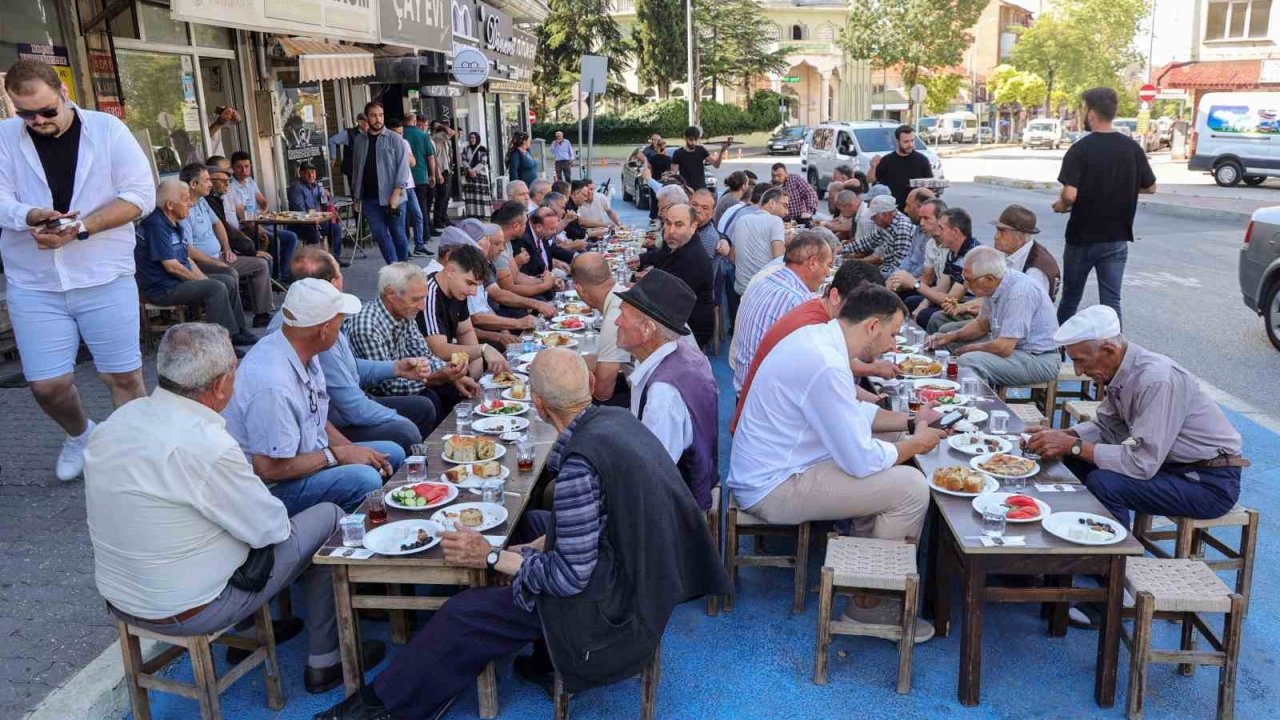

{"left": 109, "top": 7, "right": 140, "bottom": 40}
{"left": 116, "top": 49, "right": 204, "bottom": 175}
{"left": 194, "top": 23, "right": 234, "bottom": 50}
{"left": 1205, "top": 0, "right": 1271, "bottom": 41}
{"left": 0, "top": 0, "right": 71, "bottom": 67}
{"left": 137, "top": 2, "right": 190, "bottom": 45}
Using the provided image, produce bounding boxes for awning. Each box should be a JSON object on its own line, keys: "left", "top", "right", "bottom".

{"left": 1154, "top": 60, "right": 1262, "bottom": 90}
{"left": 276, "top": 37, "right": 375, "bottom": 82}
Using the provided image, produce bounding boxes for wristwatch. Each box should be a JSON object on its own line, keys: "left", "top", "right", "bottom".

{"left": 321, "top": 447, "right": 338, "bottom": 468}
{"left": 485, "top": 549, "right": 501, "bottom": 570}
{"left": 913, "top": 280, "right": 921, "bottom": 290}
{"left": 906, "top": 417, "right": 917, "bottom": 434}
{"left": 75, "top": 221, "right": 89, "bottom": 241}
{"left": 1070, "top": 438, "right": 1084, "bottom": 457}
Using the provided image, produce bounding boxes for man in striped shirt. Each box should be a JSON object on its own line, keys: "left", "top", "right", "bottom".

{"left": 730, "top": 230, "right": 833, "bottom": 393}
{"left": 847, "top": 193, "right": 917, "bottom": 277}
{"left": 770, "top": 162, "right": 819, "bottom": 222}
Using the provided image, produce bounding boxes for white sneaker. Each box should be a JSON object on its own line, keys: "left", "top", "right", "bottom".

{"left": 55, "top": 420, "right": 95, "bottom": 482}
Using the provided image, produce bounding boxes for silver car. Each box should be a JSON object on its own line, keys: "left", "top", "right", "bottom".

{"left": 620, "top": 145, "right": 717, "bottom": 209}
{"left": 1239, "top": 206, "right": 1280, "bottom": 349}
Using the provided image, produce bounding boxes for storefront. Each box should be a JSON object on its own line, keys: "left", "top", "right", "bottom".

{"left": 1, "top": 0, "right": 81, "bottom": 119}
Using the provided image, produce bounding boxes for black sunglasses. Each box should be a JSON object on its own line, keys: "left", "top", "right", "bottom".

{"left": 16, "top": 106, "right": 60, "bottom": 121}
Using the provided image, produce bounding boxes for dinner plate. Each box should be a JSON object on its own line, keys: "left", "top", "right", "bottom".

{"left": 892, "top": 353, "right": 942, "bottom": 378}
{"left": 929, "top": 472, "right": 999, "bottom": 497}
{"left": 549, "top": 318, "right": 588, "bottom": 332}
{"left": 471, "top": 416, "right": 530, "bottom": 434}
{"left": 431, "top": 502, "right": 509, "bottom": 533}
{"left": 513, "top": 362, "right": 532, "bottom": 374}
{"left": 970, "top": 453, "right": 1041, "bottom": 479}
{"left": 536, "top": 332, "right": 578, "bottom": 349}
{"left": 933, "top": 394, "right": 972, "bottom": 408}
{"left": 441, "top": 437, "right": 507, "bottom": 465}
{"left": 476, "top": 400, "right": 530, "bottom": 417}
{"left": 480, "top": 372, "right": 528, "bottom": 389}
{"left": 948, "top": 433, "right": 1013, "bottom": 456}
{"left": 971, "top": 492, "right": 1052, "bottom": 523}
{"left": 439, "top": 463, "right": 511, "bottom": 489}
{"left": 363, "top": 520, "right": 444, "bottom": 556}
{"left": 516, "top": 351, "right": 539, "bottom": 364}
{"left": 952, "top": 406, "right": 989, "bottom": 424}
{"left": 913, "top": 378, "right": 960, "bottom": 391}
{"left": 499, "top": 387, "right": 531, "bottom": 402}
{"left": 385, "top": 482, "right": 458, "bottom": 511}
{"left": 1042, "top": 511, "right": 1128, "bottom": 546}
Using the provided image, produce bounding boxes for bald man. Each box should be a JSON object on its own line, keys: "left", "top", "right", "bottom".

{"left": 570, "top": 252, "right": 632, "bottom": 405}
{"left": 635, "top": 204, "right": 716, "bottom": 346}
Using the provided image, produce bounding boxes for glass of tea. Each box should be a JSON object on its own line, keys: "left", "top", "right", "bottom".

{"left": 516, "top": 435, "right": 536, "bottom": 472}
{"left": 366, "top": 489, "right": 387, "bottom": 525}
{"left": 406, "top": 455, "right": 427, "bottom": 483}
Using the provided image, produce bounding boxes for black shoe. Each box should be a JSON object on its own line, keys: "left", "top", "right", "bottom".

{"left": 1068, "top": 602, "right": 1102, "bottom": 630}
{"left": 231, "top": 332, "right": 260, "bottom": 346}
{"left": 338, "top": 260, "right": 352, "bottom": 268}
{"left": 252, "top": 313, "right": 272, "bottom": 328}
{"left": 313, "top": 686, "right": 390, "bottom": 720}
{"left": 234, "top": 347, "right": 247, "bottom": 359}
{"left": 226, "top": 617, "right": 303, "bottom": 665}
{"left": 513, "top": 654, "right": 557, "bottom": 699}
{"left": 305, "top": 640, "right": 386, "bottom": 694}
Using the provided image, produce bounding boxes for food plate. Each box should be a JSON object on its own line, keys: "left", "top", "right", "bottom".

{"left": 431, "top": 502, "right": 509, "bottom": 533}
{"left": 913, "top": 378, "right": 959, "bottom": 391}
{"left": 934, "top": 394, "right": 971, "bottom": 407}
{"left": 971, "top": 453, "right": 1040, "bottom": 479}
{"left": 1042, "top": 511, "right": 1128, "bottom": 546}
{"left": 948, "top": 433, "right": 1013, "bottom": 456}
{"left": 363, "top": 520, "right": 444, "bottom": 556}
{"left": 929, "top": 466, "right": 1000, "bottom": 497}
{"left": 500, "top": 385, "right": 530, "bottom": 402}
{"left": 536, "top": 332, "right": 578, "bottom": 348}
{"left": 549, "top": 317, "right": 588, "bottom": 332}
{"left": 441, "top": 436, "right": 507, "bottom": 464}
{"left": 386, "top": 482, "right": 458, "bottom": 511}
{"left": 471, "top": 416, "right": 530, "bottom": 434}
{"left": 476, "top": 399, "right": 529, "bottom": 417}
{"left": 439, "top": 463, "right": 510, "bottom": 489}
{"left": 972, "top": 492, "right": 1051, "bottom": 523}
{"left": 560, "top": 302, "right": 590, "bottom": 316}
{"left": 894, "top": 353, "right": 942, "bottom": 378}
{"left": 480, "top": 371, "right": 528, "bottom": 389}
{"left": 950, "top": 406, "right": 989, "bottom": 425}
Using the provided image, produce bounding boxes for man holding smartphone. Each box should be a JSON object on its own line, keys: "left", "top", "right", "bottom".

{"left": 0, "top": 59, "right": 155, "bottom": 481}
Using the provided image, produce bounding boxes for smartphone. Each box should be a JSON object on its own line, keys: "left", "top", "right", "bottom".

{"left": 40, "top": 217, "right": 78, "bottom": 230}
{"left": 935, "top": 410, "right": 964, "bottom": 430}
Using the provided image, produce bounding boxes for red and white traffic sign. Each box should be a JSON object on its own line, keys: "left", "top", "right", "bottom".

{"left": 528, "top": 109, "right": 536, "bottom": 124}
{"left": 1139, "top": 84, "right": 1158, "bottom": 103}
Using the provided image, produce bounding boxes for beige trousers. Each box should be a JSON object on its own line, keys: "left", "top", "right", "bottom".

{"left": 747, "top": 461, "right": 930, "bottom": 541}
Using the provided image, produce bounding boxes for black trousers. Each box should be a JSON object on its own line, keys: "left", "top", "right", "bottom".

{"left": 432, "top": 171, "right": 451, "bottom": 229}
{"left": 148, "top": 276, "right": 247, "bottom": 336}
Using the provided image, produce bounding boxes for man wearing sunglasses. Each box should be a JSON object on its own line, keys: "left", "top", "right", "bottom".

{"left": 0, "top": 59, "right": 155, "bottom": 482}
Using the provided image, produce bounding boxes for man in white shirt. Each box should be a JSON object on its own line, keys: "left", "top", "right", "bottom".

{"left": 576, "top": 179, "right": 621, "bottom": 229}
{"left": 0, "top": 60, "right": 154, "bottom": 481}
{"left": 729, "top": 284, "right": 945, "bottom": 640}
{"left": 570, "top": 252, "right": 632, "bottom": 405}
{"left": 84, "top": 323, "right": 383, "bottom": 693}
{"left": 731, "top": 185, "right": 789, "bottom": 295}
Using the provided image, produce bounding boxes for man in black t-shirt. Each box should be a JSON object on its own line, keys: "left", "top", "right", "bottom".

{"left": 671, "top": 125, "right": 729, "bottom": 191}
{"left": 1053, "top": 87, "right": 1157, "bottom": 326}
{"left": 868, "top": 124, "right": 933, "bottom": 210}
{"left": 419, "top": 243, "right": 510, "bottom": 380}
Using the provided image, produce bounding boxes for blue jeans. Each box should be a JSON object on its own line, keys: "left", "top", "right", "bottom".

{"left": 1064, "top": 457, "right": 1240, "bottom": 529}
{"left": 268, "top": 440, "right": 406, "bottom": 515}
{"left": 295, "top": 219, "right": 344, "bottom": 257}
{"left": 404, "top": 184, "right": 426, "bottom": 251}
{"left": 1057, "top": 240, "right": 1128, "bottom": 327}
{"left": 363, "top": 199, "right": 409, "bottom": 264}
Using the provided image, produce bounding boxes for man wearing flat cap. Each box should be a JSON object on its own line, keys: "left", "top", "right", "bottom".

{"left": 1025, "top": 305, "right": 1246, "bottom": 529}
{"left": 615, "top": 269, "right": 719, "bottom": 511}
{"left": 288, "top": 161, "right": 345, "bottom": 258}
{"left": 992, "top": 204, "right": 1060, "bottom": 301}
{"left": 845, "top": 193, "right": 916, "bottom": 277}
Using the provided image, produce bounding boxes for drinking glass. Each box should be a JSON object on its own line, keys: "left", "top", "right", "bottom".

{"left": 989, "top": 319, "right": 1002, "bottom": 340}
{"left": 989, "top": 410, "right": 1010, "bottom": 434}
{"left": 339, "top": 514, "right": 366, "bottom": 547}
{"left": 982, "top": 507, "right": 1007, "bottom": 538}
{"left": 935, "top": 349, "right": 951, "bottom": 376}
{"left": 481, "top": 477, "right": 505, "bottom": 505}
{"left": 483, "top": 385, "right": 500, "bottom": 405}
{"left": 961, "top": 377, "right": 983, "bottom": 398}
{"left": 366, "top": 490, "right": 387, "bottom": 526}
{"left": 406, "top": 455, "right": 427, "bottom": 483}
{"left": 455, "top": 402, "right": 475, "bottom": 435}
{"left": 516, "top": 436, "right": 536, "bottom": 472}
{"left": 579, "top": 329, "right": 598, "bottom": 357}
{"left": 1005, "top": 472, "right": 1027, "bottom": 494}
{"left": 890, "top": 395, "right": 910, "bottom": 413}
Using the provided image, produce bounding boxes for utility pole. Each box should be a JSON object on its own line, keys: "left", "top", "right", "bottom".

{"left": 1147, "top": 0, "right": 1159, "bottom": 83}
{"left": 686, "top": 0, "right": 697, "bottom": 126}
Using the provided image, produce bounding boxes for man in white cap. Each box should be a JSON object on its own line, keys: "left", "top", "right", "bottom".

{"left": 1025, "top": 304, "right": 1245, "bottom": 529}
{"left": 223, "top": 278, "right": 405, "bottom": 515}
{"left": 845, "top": 192, "right": 917, "bottom": 277}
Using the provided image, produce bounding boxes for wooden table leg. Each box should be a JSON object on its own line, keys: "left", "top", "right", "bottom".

{"left": 922, "top": 505, "right": 940, "bottom": 622}
{"left": 932, "top": 528, "right": 955, "bottom": 638}
{"left": 332, "top": 565, "right": 364, "bottom": 696}
{"left": 388, "top": 584, "right": 411, "bottom": 645}
{"left": 1095, "top": 555, "right": 1125, "bottom": 708}
{"left": 474, "top": 569, "right": 500, "bottom": 719}
{"left": 1047, "top": 574, "right": 1070, "bottom": 638}
{"left": 958, "top": 555, "right": 985, "bottom": 707}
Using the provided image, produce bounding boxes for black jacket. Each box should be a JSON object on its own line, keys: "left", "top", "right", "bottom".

{"left": 637, "top": 238, "right": 716, "bottom": 347}
{"left": 538, "top": 406, "right": 729, "bottom": 693}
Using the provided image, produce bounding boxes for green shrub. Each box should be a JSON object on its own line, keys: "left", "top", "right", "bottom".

{"left": 530, "top": 91, "right": 792, "bottom": 144}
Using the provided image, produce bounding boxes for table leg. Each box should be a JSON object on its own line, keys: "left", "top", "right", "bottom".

{"left": 932, "top": 526, "right": 954, "bottom": 638}
{"left": 1095, "top": 555, "right": 1125, "bottom": 708}
{"left": 922, "top": 505, "right": 939, "bottom": 622}
{"left": 474, "top": 569, "right": 500, "bottom": 719}
{"left": 271, "top": 224, "right": 281, "bottom": 281}
{"left": 388, "top": 584, "right": 412, "bottom": 645}
{"left": 1047, "top": 574, "right": 1070, "bottom": 638}
{"left": 958, "top": 555, "right": 985, "bottom": 707}
{"left": 331, "top": 565, "right": 364, "bottom": 697}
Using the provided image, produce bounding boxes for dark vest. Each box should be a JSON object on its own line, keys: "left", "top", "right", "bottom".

{"left": 538, "top": 406, "right": 730, "bottom": 693}
{"left": 339, "top": 125, "right": 359, "bottom": 181}
{"left": 638, "top": 342, "right": 719, "bottom": 511}
{"left": 1023, "top": 241, "right": 1061, "bottom": 302}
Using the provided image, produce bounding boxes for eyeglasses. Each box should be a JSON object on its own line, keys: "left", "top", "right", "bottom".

{"left": 305, "top": 383, "right": 318, "bottom": 414}
{"left": 16, "top": 106, "right": 60, "bottom": 120}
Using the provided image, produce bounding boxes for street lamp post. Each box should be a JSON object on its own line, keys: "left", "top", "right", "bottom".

{"left": 687, "top": 0, "right": 697, "bottom": 126}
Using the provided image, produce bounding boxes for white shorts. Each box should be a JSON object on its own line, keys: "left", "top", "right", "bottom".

{"left": 7, "top": 275, "right": 142, "bottom": 381}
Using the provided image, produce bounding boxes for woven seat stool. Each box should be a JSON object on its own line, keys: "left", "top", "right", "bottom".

{"left": 116, "top": 603, "right": 283, "bottom": 720}
{"left": 707, "top": 487, "right": 811, "bottom": 615}
{"left": 997, "top": 381, "right": 1055, "bottom": 425}
{"left": 1132, "top": 505, "right": 1258, "bottom": 619}
{"left": 553, "top": 642, "right": 661, "bottom": 719}
{"left": 814, "top": 536, "right": 918, "bottom": 693}
{"left": 1064, "top": 400, "right": 1101, "bottom": 426}
{"left": 1121, "top": 559, "right": 1244, "bottom": 720}
{"left": 1006, "top": 402, "right": 1047, "bottom": 427}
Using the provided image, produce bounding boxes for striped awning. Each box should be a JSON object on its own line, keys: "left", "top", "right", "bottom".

{"left": 276, "top": 37, "right": 375, "bottom": 82}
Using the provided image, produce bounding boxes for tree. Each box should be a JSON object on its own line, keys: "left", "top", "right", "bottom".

{"left": 532, "top": 0, "right": 627, "bottom": 120}
{"left": 634, "top": 0, "right": 687, "bottom": 99}
{"left": 921, "top": 72, "right": 963, "bottom": 115}
{"left": 1011, "top": 0, "right": 1148, "bottom": 111}
{"left": 840, "top": 0, "right": 986, "bottom": 116}
{"left": 694, "top": 0, "right": 792, "bottom": 105}
{"left": 987, "top": 64, "right": 1047, "bottom": 134}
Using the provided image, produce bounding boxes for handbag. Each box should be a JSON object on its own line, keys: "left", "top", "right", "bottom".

{"left": 229, "top": 544, "right": 276, "bottom": 592}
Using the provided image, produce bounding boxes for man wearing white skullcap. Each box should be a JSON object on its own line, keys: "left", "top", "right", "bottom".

{"left": 1025, "top": 304, "right": 1246, "bottom": 531}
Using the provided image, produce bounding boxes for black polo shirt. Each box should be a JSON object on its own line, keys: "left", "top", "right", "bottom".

{"left": 418, "top": 272, "right": 469, "bottom": 343}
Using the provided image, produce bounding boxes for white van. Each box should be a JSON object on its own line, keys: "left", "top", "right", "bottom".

{"left": 1022, "top": 118, "right": 1064, "bottom": 149}
{"left": 804, "top": 121, "right": 943, "bottom": 195}
{"left": 936, "top": 111, "right": 978, "bottom": 143}
{"left": 1189, "top": 92, "right": 1280, "bottom": 187}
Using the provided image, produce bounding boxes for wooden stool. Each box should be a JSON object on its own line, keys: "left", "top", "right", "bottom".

{"left": 1121, "top": 559, "right": 1244, "bottom": 720}
{"left": 814, "top": 536, "right": 918, "bottom": 693}
{"left": 997, "top": 380, "right": 1056, "bottom": 423}
{"left": 553, "top": 642, "right": 661, "bottom": 720}
{"left": 708, "top": 487, "right": 811, "bottom": 614}
{"left": 1006, "top": 402, "right": 1047, "bottom": 427}
{"left": 116, "top": 603, "right": 283, "bottom": 720}
{"left": 1056, "top": 366, "right": 1094, "bottom": 403}
{"left": 1064, "top": 400, "right": 1102, "bottom": 426}
{"left": 140, "top": 302, "right": 193, "bottom": 350}
{"left": 1133, "top": 505, "right": 1259, "bottom": 618}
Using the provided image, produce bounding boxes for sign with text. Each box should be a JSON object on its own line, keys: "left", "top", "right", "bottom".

{"left": 379, "top": 0, "right": 450, "bottom": 52}
{"left": 276, "top": 81, "right": 330, "bottom": 184}
{"left": 451, "top": 0, "right": 535, "bottom": 80}
{"left": 17, "top": 44, "right": 78, "bottom": 103}
{"left": 172, "top": 0, "right": 377, "bottom": 43}
{"left": 452, "top": 46, "right": 489, "bottom": 86}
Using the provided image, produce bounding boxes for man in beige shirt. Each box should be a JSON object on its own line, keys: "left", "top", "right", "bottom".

{"left": 570, "top": 252, "right": 632, "bottom": 405}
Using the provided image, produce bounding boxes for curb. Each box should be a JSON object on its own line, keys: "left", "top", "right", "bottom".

{"left": 972, "top": 176, "right": 1254, "bottom": 224}
{"left": 24, "top": 639, "right": 158, "bottom": 720}
{"left": 936, "top": 143, "right": 1017, "bottom": 157}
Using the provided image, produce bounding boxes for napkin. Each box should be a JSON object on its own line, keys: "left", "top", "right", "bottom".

{"left": 1035, "top": 483, "right": 1081, "bottom": 493}
{"left": 483, "top": 535, "right": 507, "bottom": 547}
{"left": 973, "top": 535, "right": 1026, "bottom": 547}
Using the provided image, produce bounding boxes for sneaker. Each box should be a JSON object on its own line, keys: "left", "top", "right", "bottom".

{"left": 56, "top": 420, "right": 95, "bottom": 481}
{"left": 231, "top": 332, "right": 260, "bottom": 346}
{"left": 840, "top": 598, "right": 935, "bottom": 644}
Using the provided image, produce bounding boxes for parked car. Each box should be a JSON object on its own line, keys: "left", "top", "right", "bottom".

{"left": 1022, "top": 118, "right": 1065, "bottom": 149}
{"left": 936, "top": 111, "right": 979, "bottom": 143}
{"left": 620, "top": 146, "right": 718, "bottom": 209}
{"left": 1189, "top": 91, "right": 1280, "bottom": 187}
{"left": 1238, "top": 207, "right": 1280, "bottom": 349}
{"left": 767, "top": 125, "right": 808, "bottom": 155}
{"left": 1114, "top": 118, "right": 1160, "bottom": 153}
{"left": 804, "top": 121, "right": 943, "bottom": 197}
{"left": 917, "top": 116, "right": 941, "bottom": 144}
{"left": 978, "top": 125, "right": 994, "bottom": 143}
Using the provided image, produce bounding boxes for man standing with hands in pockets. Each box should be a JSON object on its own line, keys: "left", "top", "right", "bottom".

{"left": 0, "top": 59, "right": 155, "bottom": 481}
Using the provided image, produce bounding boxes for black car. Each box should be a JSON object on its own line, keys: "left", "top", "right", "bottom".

{"left": 767, "top": 125, "right": 808, "bottom": 155}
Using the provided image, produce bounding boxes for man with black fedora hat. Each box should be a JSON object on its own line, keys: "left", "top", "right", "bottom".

{"left": 992, "top": 204, "right": 1060, "bottom": 301}
{"left": 616, "top": 269, "right": 719, "bottom": 511}
{"left": 634, "top": 204, "right": 716, "bottom": 347}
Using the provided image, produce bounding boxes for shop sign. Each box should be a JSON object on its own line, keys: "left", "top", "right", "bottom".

{"left": 16, "top": 44, "right": 79, "bottom": 103}
{"left": 422, "top": 85, "right": 463, "bottom": 97}
{"left": 379, "top": 0, "right": 450, "bottom": 52}
{"left": 277, "top": 82, "right": 330, "bottom": 184}
{"left": 172, "top": 0, "right": 377, "bottom": 43}
{"left": 452, "top": 46, "right": 489, "bottom": 87}
{"left": 451, "top": 0, "right": 535, "bottom": 79}
{"left": 88, "top": 49, "right": 124, "bottom": 119}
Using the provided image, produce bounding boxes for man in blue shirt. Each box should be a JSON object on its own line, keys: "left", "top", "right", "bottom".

{"left": 550, "top": 130, "right": 574, "bottom": 182}
{"left": 287, "top": 162, "right": 347, "bottom": 261}
{"left": 135, "top": 180, "right": 258, "bottom": 346}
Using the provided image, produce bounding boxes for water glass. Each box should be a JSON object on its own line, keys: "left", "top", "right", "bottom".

{"left": 339, "top": 514, "right": 367, "bottom": 547}
{"left": 455, "top": 402, "right": 475, "bottom": 435}
{"left": 481, "top": 477, "right": 505, "bottom": 504}
{"left": 982, "top": 508, "right": 1007, "bottom": 538}
{"left": 406, "top": 455, "right": 428, "bottom": 483}
{"left": 1005, "top": 472, "right": 1027, "bottom": 493}
{"left": 579, "top": 329, "right": 598, "bottom": 356}
{"left": 890, "top": 394, "right": 910, "bottom": 413}
{"left": 961, "top": 377, "right": 983, "bottom": 398}
{"left": 989, "top": 320, "right": 1002, "bottom": 340}
{"left": 989, "top": 410, "right": 1010, "bottom": 434}
{"left": 935, "top": 349, "right": 951, "bottom": 375}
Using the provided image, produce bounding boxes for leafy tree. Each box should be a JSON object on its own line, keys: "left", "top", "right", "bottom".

{"left": 921, "top": 72, "right": 964, "bottom": 115}
{"left": 1011, "top": 0, "right": 1148, "bottom": 110}
{"left": 840, "top": 0, "right": 986, "bottom": 116}
{"left": 991, "top": 70, "right": 1046, "bottom": 109}
{"left": 694, "top": 0, "right": 791, "bottom": 104}
{"left": 532, "top": 0, "right": 627, "bottom": 120}
{"left": 634, "top": 0, "right": 687, "bottom": 99}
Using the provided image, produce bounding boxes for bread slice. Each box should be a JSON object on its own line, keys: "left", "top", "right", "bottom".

{"left": 451, "top": 351, "right": 469, "bottom": 366}
{"left": 446, "top": 434, "right": 477, "bottom": 462}
{"left": 474, "top": 460, "right": 502, "bottom": 478}
{"left": 443, "top": 465, "right": 469, "bottom": 484}
{"left": 459, "top": 508, "right": 485, "bottom": 527}
{"left": 475, "top": 436, "right": 496, "bottom": 461}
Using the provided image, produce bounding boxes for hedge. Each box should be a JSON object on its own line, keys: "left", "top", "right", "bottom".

{"left": 532, "top": 91, "right": 790, "bottom": 145}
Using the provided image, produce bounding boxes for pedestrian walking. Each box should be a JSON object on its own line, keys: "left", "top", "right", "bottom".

{"left": 0, "top": 59, "right": 154, "bottom": 481}
{"left": 1053, "top": 87, "right": 1157, "bottom": 326}
{"left": 461, "top": 131, "right": 493, "bottom": 218}
{"left": 551, "top": 130, "right": 574, "bottom": 182}
{"left": 351, "top": 102, "right": 412, "bottom": 263}
{"left": 401, "top": 112, "right": 437, "bottom": 254}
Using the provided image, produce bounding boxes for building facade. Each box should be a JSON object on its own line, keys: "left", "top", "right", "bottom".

{"left": 1155, "top": 0, "right": 1280, "bottom": 111}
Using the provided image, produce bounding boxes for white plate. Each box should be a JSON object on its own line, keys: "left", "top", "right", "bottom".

{"left": 385, "top": 482, "right": 458, "bottom": 511}
{"left": 971, "top": 492, "right": 1051, "bottom": 523}
{"left": 933, "top": 394, "right": 972, "bottom": 408}
{"left": 948, "top": 433, "right": 1013, "bottom": 456}
{"left": 516, "top": 351, "right": 539, "bottom": 364}
{"left": 480, "top": 371, "right": 528, "bottom": 389}
{"left": 500, "top": 387, "right": 531, "bottom": 402}
{"left": 363, "top": 520, "right": 444, "bottom": 556}
{"left": 431, "top": 502, "right": 509, "bottom": 533}
{"left": 913, "top": 378, "right": 960, "bottom": 391}
{"left": 536, "top": 332, "right": 578, "bottom": 349}
{"left": 471, "top": 415, "right": 530, "bottom": 434}
{"left": 1042, "top": 511, "right": 1128, "bottom": 546}
{"left": 440, "top": 463, "right": 511, "bottom": 489}
{"left": 928, "top": 471, "right": 1000, "bottom": 497}
{"left": 892, "top": 353, "right": 942, "bottom": 378}
{"left": 441, "top": 435, "right": 507, "bottom": 464}
{"left": 513, "top": 362, "right": 532, "bottom": 374}
{"left": 476, "top": 400, "right": 530, "bottom": 418}
{"left": 970, "top": 453, "right": 1041, "bottom": 480}
{"left": 953, "top": 406, "right": 989, "bottom": 424}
